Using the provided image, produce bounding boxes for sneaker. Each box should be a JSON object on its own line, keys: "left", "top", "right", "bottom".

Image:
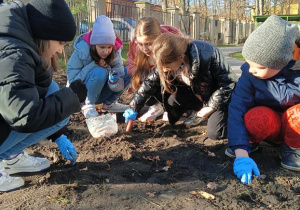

{"left": 0, "top": 168, "right": 24, "bottom": 192}
{"left": 81, "top": 104, "right": 99, "bottom": 118}
{"left": 280, "top": 144, "right": 300, "bottom": 171}
{"left": 0, "top": 151, "right": 50, "bottom": 175}
{"left": 139, "top": 103, "right": 164, "bottom": 122}
{"left": 184, "top": 111, "right": 204, "bottom": 128}
{"left": 225, "top": 144, "right": 260, "bottom": 158}
{"left": 162, "top": 111, "right": 169, "bottom": 122}
{"left": 102, "top": 102, "right": 129, "bottom": 113}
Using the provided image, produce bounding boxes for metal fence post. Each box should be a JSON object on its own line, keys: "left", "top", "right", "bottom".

{"left": 167, "top": 8, "right": 180, "bottom": 30}
{"left": 192, "top": 12, "right": 200, "bottom": 40}
{"left": 89, "top": 0, "right": 106, "bottom": 22}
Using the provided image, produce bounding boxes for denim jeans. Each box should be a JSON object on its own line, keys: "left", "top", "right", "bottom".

{"left": 84, "top": 66, "right": 131, "bottom": 105}
{"left": 0, "top": 81, "right": 69, "bottom": 160}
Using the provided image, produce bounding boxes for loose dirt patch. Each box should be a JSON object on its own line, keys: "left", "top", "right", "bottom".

{"left": 0, "top": 72, "right": 299, "bottom": 210}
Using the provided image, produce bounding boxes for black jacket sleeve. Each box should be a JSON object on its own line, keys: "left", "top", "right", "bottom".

{"left": 0, "top": 48, "right": 81, "bottom": 133}
{"left": 129, "top": 69, "right": 161, "bottom": 113}
{"left": 207, "top": 47, "right": 237, "bottom": 110}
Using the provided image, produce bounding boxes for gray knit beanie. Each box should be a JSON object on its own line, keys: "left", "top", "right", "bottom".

{"left": 242, "top": 15, "right": 300, "bottom": 69}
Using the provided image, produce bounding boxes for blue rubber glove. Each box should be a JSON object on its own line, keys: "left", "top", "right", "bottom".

{"left": 123, "top": 108, "right": 138, "bottom": 123}
{"left": 109, "top": 71, "right": 120, "bottom": 83}
{"left": 234, "top": 157, "right": 261, "bottom": 185}
{"left": 55, "top": 135, "right": 77, "bottom": 165}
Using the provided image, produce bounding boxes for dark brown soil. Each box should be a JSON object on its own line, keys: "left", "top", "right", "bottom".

{"left": 0, "top": 72, "right": 300, "bottom": 210}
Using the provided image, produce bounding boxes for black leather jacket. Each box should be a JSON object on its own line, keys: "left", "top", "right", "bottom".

{"left": 130, "top": 40, "right": 237, "bottom": 115}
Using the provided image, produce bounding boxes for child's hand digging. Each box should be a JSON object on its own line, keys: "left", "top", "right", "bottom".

{"left": 233, "top": 157, "right": 261, "bottom": 184}
{"left": 123, "top": 108, "right": 137, "bottom": 132}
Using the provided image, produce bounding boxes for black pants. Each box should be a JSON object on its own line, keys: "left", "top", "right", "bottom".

{"left": 165, "top": 86, "right": 228, "bottom": 140}
{"left": 206, "top": 110, "right": 228, "bottom": 140}
{"left": 164, "top": 86, "right": 202, "bottom": 125}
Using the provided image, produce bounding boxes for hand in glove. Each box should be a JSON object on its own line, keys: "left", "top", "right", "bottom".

{"left": 123, "top": 108, "right": 137, "bottom": 123}
{"left": 109, "top": 71, "right": 120, "bottom": 83}
{"left": 55, "top": 135, "right": 77, "bottom": 165}
{"left": 70, "top": 79, "right": 87, "bottom": 103}
{"left": 234, "top": 157, "right": 261, "bottom": 184}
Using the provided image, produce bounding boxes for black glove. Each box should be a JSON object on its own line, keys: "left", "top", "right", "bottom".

{"left": 70, "top": 79, "right": 87, "bottom": 103}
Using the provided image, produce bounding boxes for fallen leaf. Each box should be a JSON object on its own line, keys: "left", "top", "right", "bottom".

{"left": 166, "top": 160, "right": 173, "bottom": 166}
{"left": 207, "top": 182, "right": 218, "bottom": 190}
{"left": 190, "top": 190, "right": 215, "bottom": 200}
{"left": 260, "top": 174, "right": 266, "bottom": 180}
{"left": 190, "top": 191, "right": 198, "bottom": 195}
{"left": 198, "top": 191, "right": 215, "bottom": 200}
{"left": 146, "top": 192, "right": 156, "bottom": 198}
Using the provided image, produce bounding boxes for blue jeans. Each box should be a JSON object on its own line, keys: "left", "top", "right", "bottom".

{"left": 85, "top": 66, "right": 131, "bottom": 105}
{"left": 0, "top": 81, "right": 69, "bottom": 160}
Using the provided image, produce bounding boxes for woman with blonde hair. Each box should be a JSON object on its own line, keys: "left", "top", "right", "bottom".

{"left": 127, "top": 17, "right": 183, "bottom": 122}
{"left": 124, "top": 33, "right": 237, "bottom": 140}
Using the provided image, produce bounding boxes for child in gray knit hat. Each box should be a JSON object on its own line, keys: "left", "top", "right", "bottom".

{"left": 226, "top": 15, "right": 300, "bottom": 185}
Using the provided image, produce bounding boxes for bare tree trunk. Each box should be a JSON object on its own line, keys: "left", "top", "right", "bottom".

{"left": 287, "top": 0, "right": 291, "bottom": 15}
{"left": 213, "top": 0, "right": 218, "bottom": 15}
{"left": 264, "top": 0, "right": 270, "bottom": 15}
{"left": 205, "top": 0, "right": 208, "bottom": 16}
{"left": 273, "top": 0, "right": 278, "bottom": 14}
{"left": 255, "top": 0, "right": 259, "bottom": 15}
{"left": 259, "top": 0, "right": 264, "bottom": 15}
{"left": 229, "top": 0, "right": 232, "bottom": 18}
{"left": 223, "top": 0, "right": 227, "bottom": 18}
{"left": 180, "top": 0, "right": 186, "bottom": 15}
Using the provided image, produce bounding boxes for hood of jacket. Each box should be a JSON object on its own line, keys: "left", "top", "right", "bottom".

{"left": 0, "top": 1, "right": 40, "bottom": 61}
{"left": 0, "top": 1, "right": 49, "bottom": 88}
{"left": 72, "top": 33, "right": 91, "bottom": 61}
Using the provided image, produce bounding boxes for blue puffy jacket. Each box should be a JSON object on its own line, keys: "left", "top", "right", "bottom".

{"left": 228, "top": 61, "right": 300, "bottom": 149}
{"left": 66, "top": 34, "right": 125, "bottom": 84}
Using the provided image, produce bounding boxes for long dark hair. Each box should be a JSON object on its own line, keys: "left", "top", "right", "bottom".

{"left": 34, "top": 39, "right": 59, "bottom": 71}
{"left": 90, "top": 45, "right": 115, "bottom": 66}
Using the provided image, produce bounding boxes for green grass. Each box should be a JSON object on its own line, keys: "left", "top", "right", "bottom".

{"left": 122, "top": 43, "right": 129, "bottom": 62}
{"left": 229, "top": 52, "right": 245, "bottom": 61}
{"left": 58, "top": 55, "right": 67, "bottom": 72}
